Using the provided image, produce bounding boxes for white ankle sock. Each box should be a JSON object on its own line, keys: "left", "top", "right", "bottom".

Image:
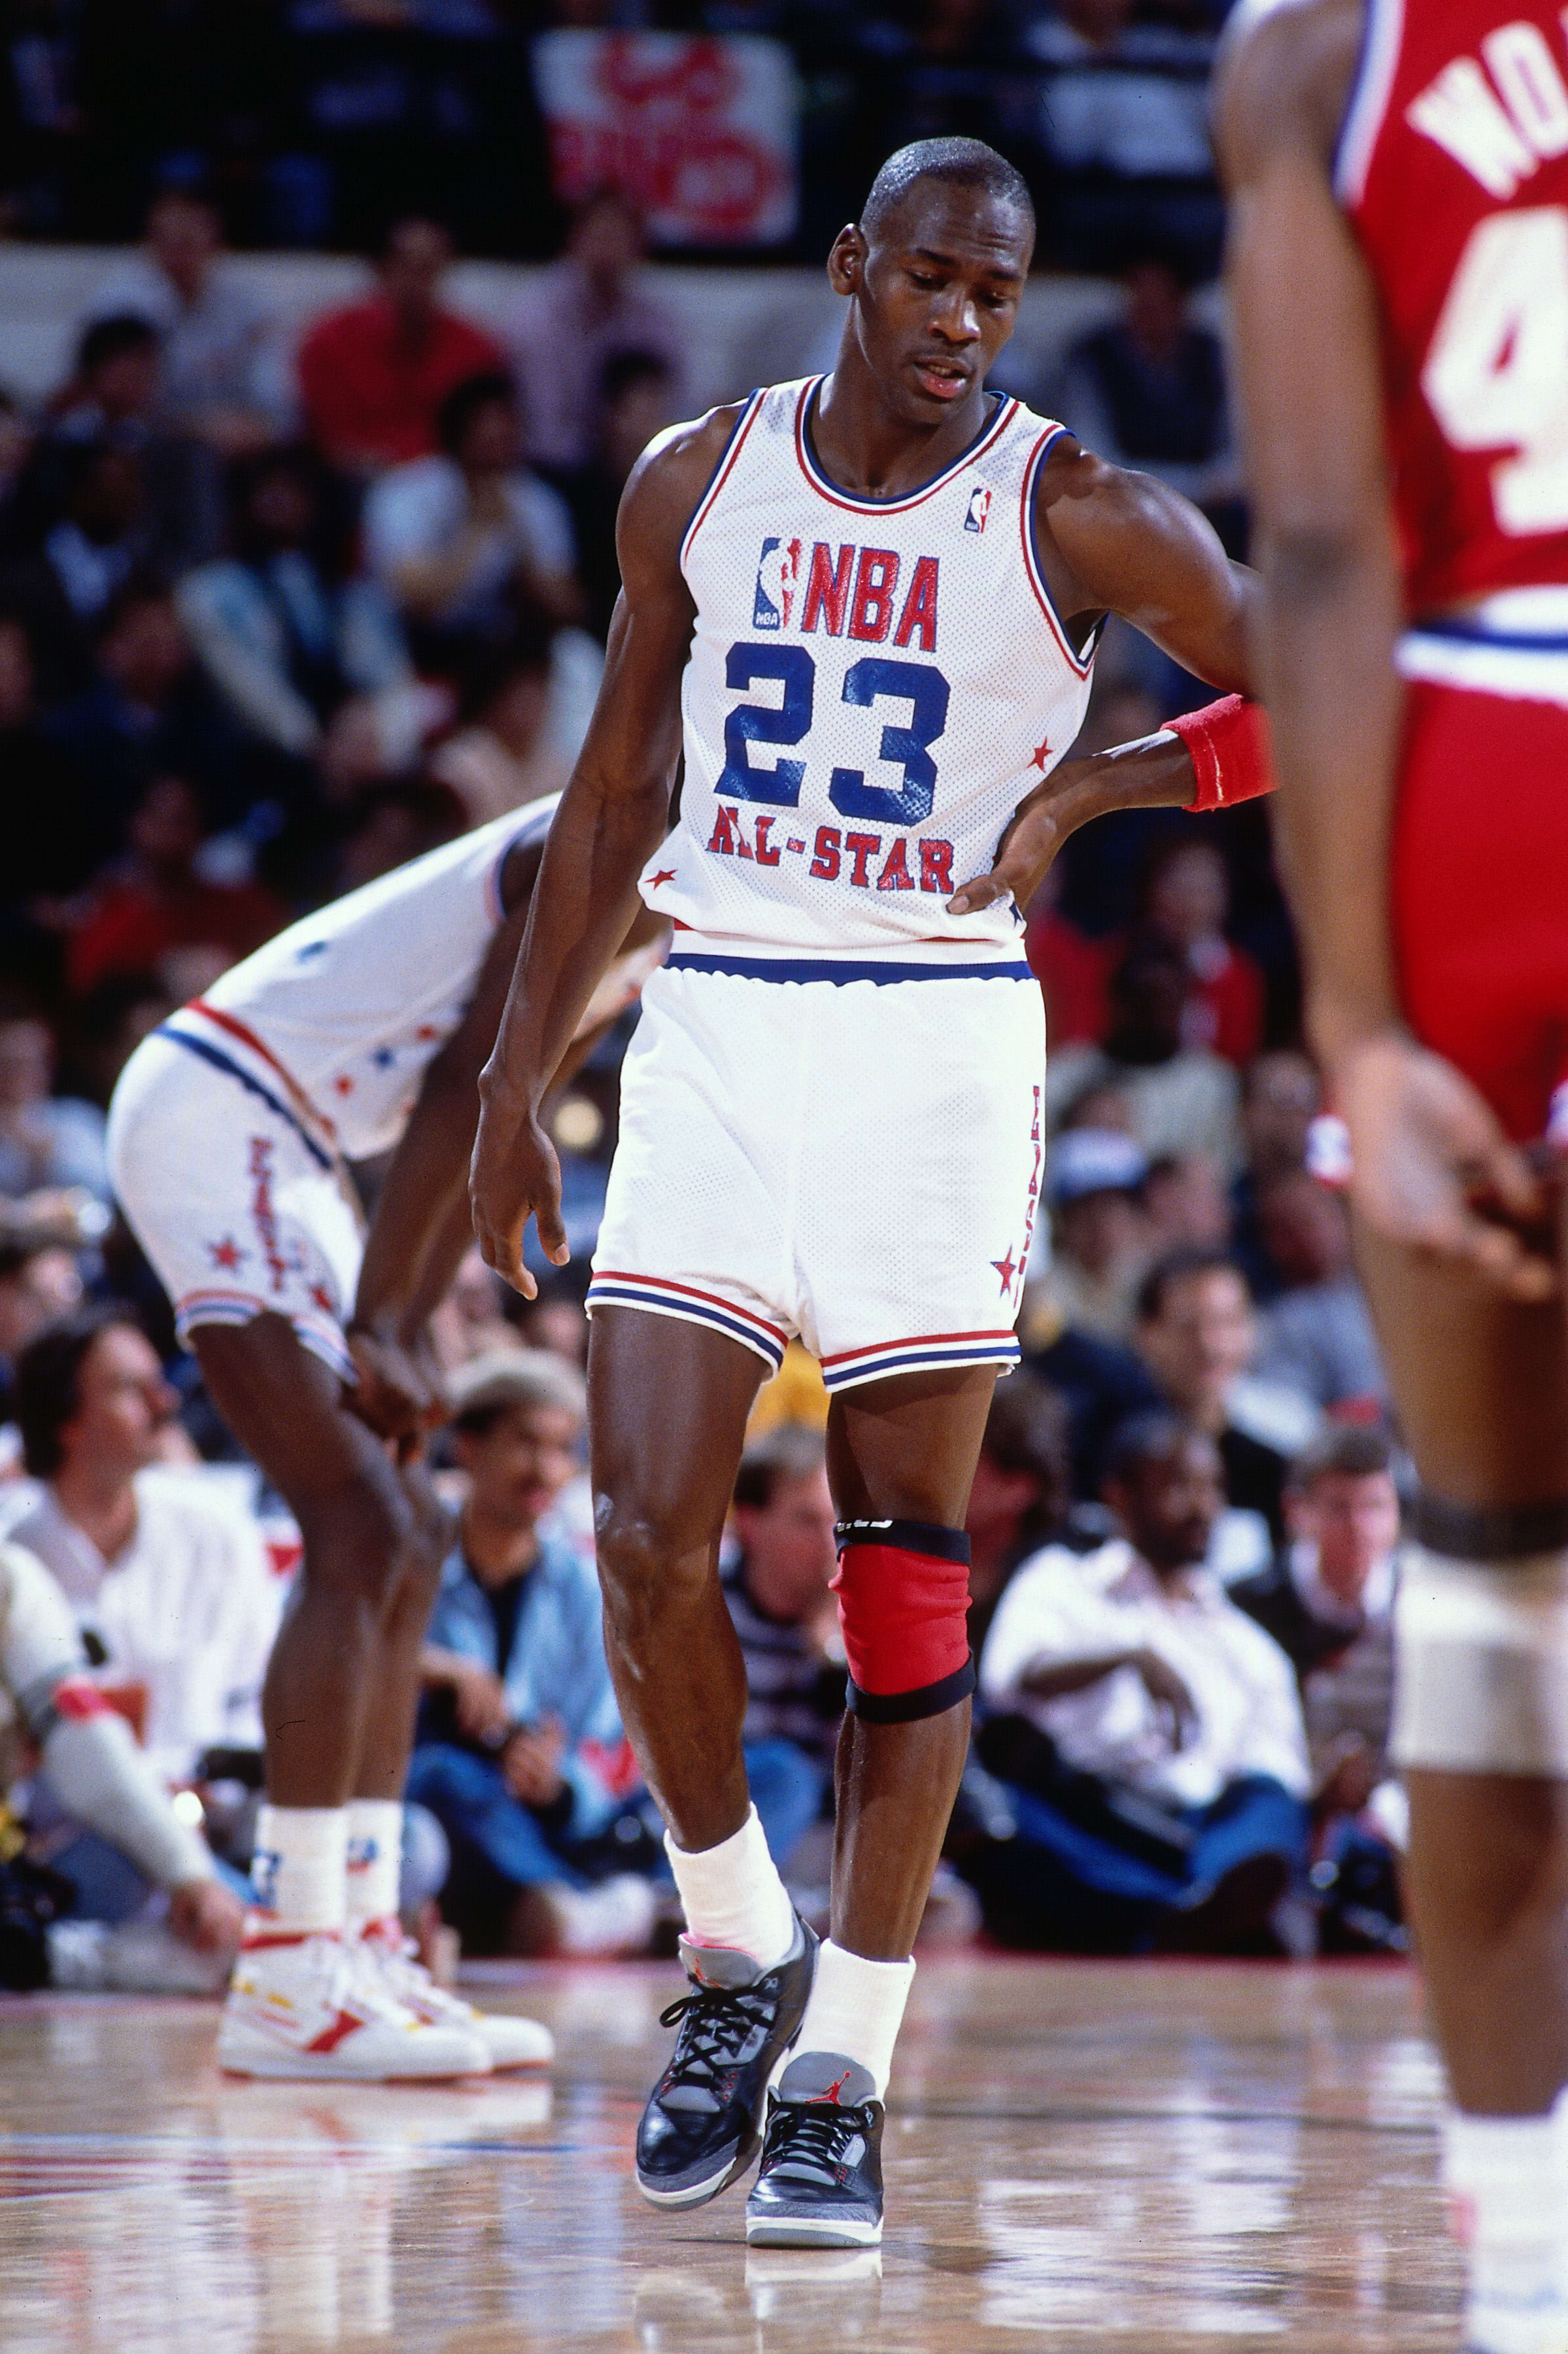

{"left": 1444, "top": 2108, "right": 1568, "bottom": 2354}
{"left": 248, "top": 1805, "right": 348, "bottom": 1938}
{"left": 345, "top": 1800, "right": 403, "bottom": 1932}
{"left": 664, "top": 1805, "right": 795, "bottom": 1969}
{"left": 794, "top": 1939, "right": 915, "bottom": 2099}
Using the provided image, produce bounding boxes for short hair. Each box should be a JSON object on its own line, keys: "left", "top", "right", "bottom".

{"left": 979, "top": 1369, "right": 1070, "bottom": 1547}
{"left": 447, "top": 1346, "right": 587, "bottom": 1437}
{"left": 734, "top": 1425, "right": 828, "bottom": 1512}
{"left": 1102, "top": 1407, "right": 1207, "bottom": 1490}
{"left": 600, "top": 347, "right": 672, "bottom": 407}
{"left": 1287, "top": 1423, "right": 1395, "bottom": 1492}
{"left": 78, "top": 313, "right": 159, "bottom": 378}
{"left": 437, "top": 369, "right": 515, "bottom": 457}
{"left": 16, "top": 1306, "right": 140, "bottom": 1478}
{"left": 1135, "top": 1246, "right": 1249, "bottom": 1326}
{"left": 860, "top": 139, "right": 1034, "bottom": 244}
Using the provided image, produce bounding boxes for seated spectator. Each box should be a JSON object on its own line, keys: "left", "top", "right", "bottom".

{"left": 721, "top": 1428, "right": 844, "bottom": 1873}
{"left": 1231, "top": 1049, "right": 1321, "bottom": 1301}
{"left": 0, "top": 1010, "right": 111, "bottom": 1204}
{"left": 0, "top": 1235, "right": 81, "bottom": 1408}
{"left": 6, "top": 1309, "right": 282, "bottom": 1785}
{"left": 1027, "top": 0, "right": 1223, "bottom": 278}
{"left": 1024, "top": 861, "right": 1112, "bottom": 1048}
{"left": 1133, "top": 1248, "right": 1320, "bottom": 1560}
{"left": 0, "top": 608, "right": 94, "bottom": 923}
{"left": 428, "top": 620, "right": 571, "bottom": 826}
{"left": 65, "top": 775, "right": 283, "bottom": 996}
{"left": 507, "top": 191, "right": 683, "bottom": 474}
{"left": 1046, "top": 934, "right": 1242, "bottom": 1172}
{"left": 1231, "top": 1426, "right": 1404, "bottom": 1951}
{"left": 1251, "top": 1170, "right": 1388, "bottom": 1412}
{"left": 0, "top": 437, "right": 152, "bottom": 699}
{"left": 364, "top": 372, "right": 579, "bottom": 670}
{"left": 83, "top": 187, "right": 290, "bottom": 455}
{"left": 177, "top": 442, "right": 418, "bottom": 772}
{"left": 1140, "top": 837, "right": 1264, "bottom": 1066}
{"left": 969, "top": 1412, "right": 1309, "bottom": 1952}
{"left": 1031, "top": 1127, "right": 1151, "bottom": 1346}
{"left": 297, "top": 216, "right": 505, "bottom": 475}
{"left": 853, "top": 0, "right": 1036, "bottom": 197}
{"left": 409, "top": 1352, "right": 656, "bottom": 1958}
{"left": 556, "top": 349, "right": 677, "bottom": 643}
{"left": 0, "top": 1539, "right": 243, "bottom": 1990}
{"left": 964, "top": 1371, "right": 1074, "bottom": 1657}
{"left": 1142, "top": 1151, "right": 1232, "bottom": 1252}
{"left": 1055, "top": 252, "right": 1241, "bottom": 521}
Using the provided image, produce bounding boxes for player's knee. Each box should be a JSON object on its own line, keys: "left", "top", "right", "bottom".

{"left": 1394, "top": 1497, "right": 1568, "bottom": 1781}
{"left": 596, "top": 1493, "right": 718, "bottom": 1631}
{"left": 833, "top": 1518, "right": 975, "bottom": 1724}
{"left": 298, "top": 1466, "right": 417, "bottom": 1607}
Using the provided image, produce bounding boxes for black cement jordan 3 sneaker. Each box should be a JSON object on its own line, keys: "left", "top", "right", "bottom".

{"left": 635, "top": 1917, "right": 817, "bottom": 2209}
{"left": 744, "top": 2051, "right": 885, "bottom": 2247}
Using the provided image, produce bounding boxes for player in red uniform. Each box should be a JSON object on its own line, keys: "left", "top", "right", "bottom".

{"left": 1219, "top": 1, "right": 1568, "bottom": 2342}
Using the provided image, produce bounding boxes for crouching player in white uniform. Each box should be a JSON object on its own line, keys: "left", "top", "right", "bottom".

{"left": 109, "top": 796, "right": 651, "bottom": 2079}
{"left": 471, "top": 136, "right": 1276, "bottom": 2243}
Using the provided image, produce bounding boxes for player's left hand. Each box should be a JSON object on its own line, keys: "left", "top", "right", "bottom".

{"left": 345, "top": 1324, "right": 443, "bottom": 1443}
{"left": 167, "top": 1875, "right": 245, "bottom": 1956}
{"left": 946, "top": 767, "right": 1085, "bottom": 917}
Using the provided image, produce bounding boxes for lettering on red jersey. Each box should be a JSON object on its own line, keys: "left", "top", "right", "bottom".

{"left": 1408, "top": 23, "right": 1568, "bottom": 198}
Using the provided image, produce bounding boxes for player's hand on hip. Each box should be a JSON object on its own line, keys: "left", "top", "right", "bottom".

{"left": 1332, "top": 1031, "right": 1557, "bottom": 1301}
{"left": 469, "top": 1081, "right": 568, "bottom": 1299}
{"left": 946, "top": 778, "right": 1069, "bottom": 917}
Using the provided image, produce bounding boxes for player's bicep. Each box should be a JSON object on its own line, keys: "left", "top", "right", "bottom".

{"left": 1049, "top": 461, "right": 1255, "bottom": 692}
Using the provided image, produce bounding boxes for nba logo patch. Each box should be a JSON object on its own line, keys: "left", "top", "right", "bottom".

{"left": 964, "top": 486, "right": 991, "bottom": 534}
{"left": 753, "top": 536, "right": 800, "bottom": 629}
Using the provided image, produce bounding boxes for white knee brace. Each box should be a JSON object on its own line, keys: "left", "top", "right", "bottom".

{"left": 1393, "top": 1545, "right": 1568, "bottom": 1777}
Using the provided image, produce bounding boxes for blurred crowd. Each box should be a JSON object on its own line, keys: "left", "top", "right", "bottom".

{"left": 0, "top": 135, "right": 1412, "bottom": 1994}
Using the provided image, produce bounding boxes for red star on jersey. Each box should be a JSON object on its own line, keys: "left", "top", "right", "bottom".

{"left": 1030, "top": 738, "right": 1053, "bottom": 771}
{"left": 651, "top": 867, "right": 677, "bottom": 889}
{"left": 309, "top": 1283, "right": 335, "bottom": 1315}
{"left": 208, "top": 1236, "right": 245, "bottom": 1271}
{"left": 415, "top": 1023, "right": 439, "bottom": 1042}
{"left": 333, "top": 1074, "right": 354, "bottom": 1097}
{"left": 991, "top": 1248, "right": 1018, "bottom": 1295}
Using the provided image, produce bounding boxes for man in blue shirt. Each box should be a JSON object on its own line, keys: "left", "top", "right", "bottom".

{"left": 409, "top": 1349, "right": 656, "bottom": 1957}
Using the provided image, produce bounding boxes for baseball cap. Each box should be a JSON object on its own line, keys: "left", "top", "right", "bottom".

{"left": 1048, "top": 1127, "right": 1149, "bottom": 1209}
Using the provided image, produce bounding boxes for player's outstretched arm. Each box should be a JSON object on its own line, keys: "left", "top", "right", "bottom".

{"left": 1216, "top": 0, "right": 1552, "bottom": 1297}
{"left": 469, "top": 411, "right": 735, "bottom": 1296}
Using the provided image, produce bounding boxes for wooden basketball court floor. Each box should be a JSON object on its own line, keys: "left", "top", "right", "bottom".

{"left": 0, "top": 1954, "right": 1461, "bottom": 2352}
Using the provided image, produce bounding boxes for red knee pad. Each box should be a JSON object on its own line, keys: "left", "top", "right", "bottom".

{"left": 831, "top": 1518, "right": 976, "bottom": 1723}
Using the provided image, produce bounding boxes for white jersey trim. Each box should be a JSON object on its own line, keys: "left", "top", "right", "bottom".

{"left": 1021, "top": 426, "right": 1096, "bottom": 681}
{"left": 1333, "top": 0, "right": 1405, "bottom": 207}
{"left": 791, "top": 379, "right": 1021, "bottom": 513}
{"left": 679, "top": 392, "right": 767, "bottom": 575}
{"left": 1399, "top": 626, "right": 1568, "bottom": 706}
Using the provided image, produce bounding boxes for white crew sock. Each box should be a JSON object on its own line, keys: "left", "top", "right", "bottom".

{"left": 345, "top": 1800, "right": 404, "bottom": 1932}
{"left": 248, "top": 1804, "right": 348, "bottom": 1939}
{"left": 794, "top": 1939, "right": 916, "bottom": 2100}
{"left": 664, "top": 1805, "right": 796, "bottom": 1970}
{"left": 1444, "top": 2108, "right": 1568, "bottom": 2354}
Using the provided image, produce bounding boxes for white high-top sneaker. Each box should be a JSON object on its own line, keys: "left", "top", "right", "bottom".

{"left": 356, "top": 1919, "right": 554, "bottom": 2070}
{"left": 217, "top": 1932, "right": 492, "bottom": 2081}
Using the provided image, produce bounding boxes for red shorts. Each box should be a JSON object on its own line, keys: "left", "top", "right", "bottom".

{"left": 1393, "top": 665, "right": 1568, "bottom": 1142}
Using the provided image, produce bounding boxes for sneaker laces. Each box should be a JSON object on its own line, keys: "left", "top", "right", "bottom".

{"left": 763, "top": 2098, "right": 878, "bottom": 2187}
{"left": 655, "top": 1980, "right": 776, "bottom": 2111}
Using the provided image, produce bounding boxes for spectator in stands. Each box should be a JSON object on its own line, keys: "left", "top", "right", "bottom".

{"left": 970, "top": 1412, "right": 1309, "bottom": 1952}
{"left": 1055, "top": 252, "right": 1241, "bottom": 523}
{"left": 65, "top": 774, "right": 282, "bottom": 995}
{"left": 1249, "top": 1168, "right": 1386, "bottom": 1412}
{"left": 426, "top": 1245, "right": 522, "bottom": 1376}
{"left": 1231, "top": 1049, "right": 1321, "bottom": 1301}
{"left": 1, "top": 1539, "right": 243, "bottom": 1990}
{"left": 1231, "top": 1425, "right": 1404, "bottom": 1950}
{"left": 0, "top": 1010, "right": 109, "bottom": 1204}
{"left": 176, "top": 442, "right": 417, "bottom": 775}
{"left": 296, "top": 216, "right": 505, "bottom": 474}
{"left": 507, "top": 190, "right": 682, "bottom": 473}
{"left": 7, "top": 1308, "right": 282, "bottom": 1785}
{"left": 556, "top": 349, "right": 677, "bottom": 642}
{"left": 721, "top": 1427, "right": 843, "bottom": 1871}
{"left": 853, "top": 0, "right": 1035, "bottom": 193}
{"left": 0, "top": 1237, "right": 80, "bottom": 1399}
{"left": 964, "top": 1371, "right": 1074, "bottom": 1658}
{"left": 428, "top": 619, "right": 571, "bottom": 827}
{"left": 1027, "top": 0, "right": 1223, "bottom": 278}
{"left": 0, "top": 437, "right": 152, "bottom": 700}
{"left": 410, "top": 1352, "right": 656, "bottom": 1957}
{"left": 1024, "top": 860, "right": 1111, "bottom": 1048}
{"left": 1132, "top": 1248, "right": 1320, "bottom": 1558}
{"left": 0, "top": 609, "right": 93, "bottom": 927}
{"left": 364, "top": 371, "right": 579, "bottom": 670}
{"left": 65, "top": 974, "right": 175, "bottom": 1112}
{"left": 1032, "top": 1126, "right": 1151, "bottom": 1346}
{"left": 1046, "top": 934, "right": 1242, "bottom": 1172}
{"left": 1140, "top": 838, "right": 1264, "bottom": 1066}
{"left": 84, "top": 188, "right": 290, "bottom": 454}
{"left": 1142, "top": 1151, "right": 1233, "bottom": 1253}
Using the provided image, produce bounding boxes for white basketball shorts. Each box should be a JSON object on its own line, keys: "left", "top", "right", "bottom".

{"left": 588, "top": 951, "right": 1046, "bottom": 1390}
{"left": 108, "top": 1028, "right": 364, "bottom": 1382}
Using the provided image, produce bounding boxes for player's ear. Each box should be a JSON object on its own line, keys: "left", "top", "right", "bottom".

{"left": 827, "top": 225, "right": 866, "bottom": 297}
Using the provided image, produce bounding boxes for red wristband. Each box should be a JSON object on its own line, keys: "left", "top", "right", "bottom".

{"left": 1165, "top": 695, "right": 1276, "bottom": 813}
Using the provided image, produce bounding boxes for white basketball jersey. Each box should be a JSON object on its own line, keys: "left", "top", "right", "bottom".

{"left": 180, "top": 798, "right": 556, "bottom": 1158}
{"left": 641, "top": 376, "right": 1095, "bottom": 963}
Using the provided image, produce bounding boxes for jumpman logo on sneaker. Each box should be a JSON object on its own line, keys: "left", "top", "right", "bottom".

{"left": 811, "top": 2070, "right": 854, "bottom": 2104}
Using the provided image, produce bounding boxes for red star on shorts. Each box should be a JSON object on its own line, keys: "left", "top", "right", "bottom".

{"left": 208, "top": 1236, "right": 245, "bottom": 1271}
{"left": 992, "top": 1248, "right": 1018, "bottom": 1295}
{"left": 309, "top": 1283, "right": 335, "bottom": 1314}
{"left": 651, "top": 867, "right": 677, "bottom": 888}
{"left": 1030, "top": 738, "right": 1053, "bottom": 770}
{"left": 333, "top": 1074, "right": 354, "bottom": 1097}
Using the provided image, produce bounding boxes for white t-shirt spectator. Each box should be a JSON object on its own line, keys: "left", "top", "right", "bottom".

{"left": 5, "top": 1468, "right": 282, "bottom": 1782}
{"left": 1029, "top": 18, "right": 1216, "bottom": 180}
{"left": 0, "top": 1097, "right": 110, "bottom": 1201}
{"left": 363, "top": 457, "right": 577, "bottom": 630}
{"left": 84, "top": 254, "right": 293, "bottom": 439}
{"left": 980, "top": 1537, "right": 1309, "bottom": 1810}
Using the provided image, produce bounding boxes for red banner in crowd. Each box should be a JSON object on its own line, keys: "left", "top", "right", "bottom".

{"left": 533, "top": 30, "right": 798, "bottom": 248}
